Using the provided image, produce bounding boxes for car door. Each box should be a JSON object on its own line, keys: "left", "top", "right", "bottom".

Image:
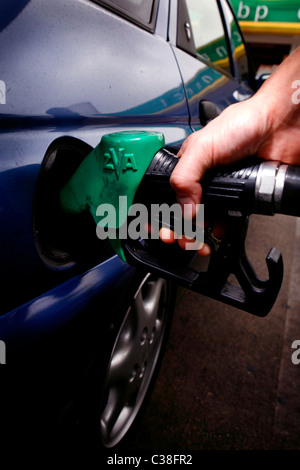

{"left": 169, "top": 0, "right": 254, "bottom": 132}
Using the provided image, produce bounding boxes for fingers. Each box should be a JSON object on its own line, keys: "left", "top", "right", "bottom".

{"left": 158, "top": 221, "right": 226, "bottom": 258}
{"left": 159, "top": 227, "right": 177, "bottom": 244}
{"left": 170, "top": 160, "right": 202, "bottom": 219}
{"left": 159, "top": 228, "right": 205, "bottom": 252}
{"left": 170, "top": 131, "right": 212, "bottom": 215}
{"left": 197, "top": 243, "right": 211, "bottom": 257}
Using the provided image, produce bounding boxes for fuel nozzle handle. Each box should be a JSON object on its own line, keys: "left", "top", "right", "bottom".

{"left": 59, "top": 130, "right": 298, "bottom": 316}
{"left": 141, "top": 148, "right": 300, "bottom": 218}
{"left": 129, "top": 147, "right": 298, "bottom": 316}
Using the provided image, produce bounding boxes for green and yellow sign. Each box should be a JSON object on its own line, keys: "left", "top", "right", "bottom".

{"left": 230, "top": 0, "right": 300, "bottom": 35}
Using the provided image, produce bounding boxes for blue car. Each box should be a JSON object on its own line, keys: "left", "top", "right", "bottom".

{"left": 0, "top": 0, "right": 255, "bottom": 451}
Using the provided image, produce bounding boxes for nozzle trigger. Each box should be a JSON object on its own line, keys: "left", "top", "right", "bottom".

{"left": 122, "top": 214, "right": 284, "bottom": 317}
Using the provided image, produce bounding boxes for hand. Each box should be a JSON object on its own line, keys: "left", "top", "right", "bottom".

{"left": 161, "top": 47, "right": 300, "bottom": 254}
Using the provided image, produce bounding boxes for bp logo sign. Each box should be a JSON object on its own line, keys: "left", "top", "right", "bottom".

{"left": 231, "top": 0, "right": 300, "bottom": 22}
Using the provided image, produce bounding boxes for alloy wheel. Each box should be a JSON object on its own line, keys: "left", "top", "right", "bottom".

{"left": 100, "top": 274, "right": 171, "bottom": 448}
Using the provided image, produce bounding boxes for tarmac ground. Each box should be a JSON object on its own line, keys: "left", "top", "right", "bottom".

{"left": 128, "top": 213, "right": 300, "bottom": 451}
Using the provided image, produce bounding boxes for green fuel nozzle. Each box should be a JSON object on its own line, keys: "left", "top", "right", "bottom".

{"left": 59, "top": 130, "right": 300, "bottom": 317}
{"left": 60, "top": 131, "right": 165, "bottom": 261}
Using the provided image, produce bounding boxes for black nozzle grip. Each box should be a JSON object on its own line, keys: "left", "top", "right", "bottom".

{"left": 201, "top": 159, "right": 261, "bottom": 213}
{"left": 280, "top": 166, "right": 300, "bottom": 216}
{"left": 145, "top": 148, "right": 179, "bottom": 176}
{"left": 126, "top": 149, "right": 285, "bottom": 317}
{"left": 136, "top": 149, "right": 179, "bottom": 206}
{"left": 142, "top": 149, "right": 261, "bottom": 214}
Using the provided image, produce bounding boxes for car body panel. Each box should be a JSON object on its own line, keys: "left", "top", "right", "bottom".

{"left": 0, "top": 0, "right": 189, "bottom": 134}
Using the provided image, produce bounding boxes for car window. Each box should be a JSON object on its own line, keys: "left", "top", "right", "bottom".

{"left": 96, "top": 0, "right": 158, "bottom": 31}
{"left": 185, "top": 0, "right": 231, "bottom": 75}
